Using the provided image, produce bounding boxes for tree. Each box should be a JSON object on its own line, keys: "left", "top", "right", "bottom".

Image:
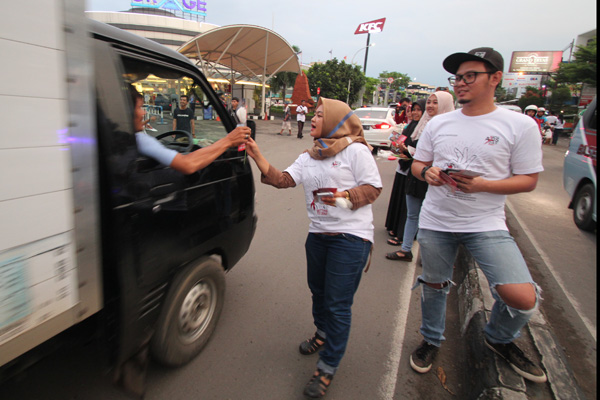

{"left": 306, "top": 59, "right": 365, "bottom": 105}
{"left": 378, "top": 71, "right": 411, "bottom": 91}
{"left": 363, "top": 77, "right": 379, "bottom": 105}
{"left": 518, "top": 86, "right": 544, "bottom": 110}
{"left": 553, "top": 38, "right": 596, "bottom": 87}
{"left": 550, "top": 85, "right": 573, "bottom": 107}
{"left": 268, "top": 45, "right": 301, "bottom": 102}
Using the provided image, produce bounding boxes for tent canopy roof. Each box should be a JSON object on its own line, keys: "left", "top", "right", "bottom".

{"left": 178, "top": 24, "right": 300, "bottom": 82}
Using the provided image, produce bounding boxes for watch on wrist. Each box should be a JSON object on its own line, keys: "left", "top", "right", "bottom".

{"left": 421, "top": 165, "right": 432, "bottom": 180}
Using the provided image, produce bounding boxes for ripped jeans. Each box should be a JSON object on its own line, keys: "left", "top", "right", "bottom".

{"left": 415, "top": 229, "right": 540, "bottom": 347}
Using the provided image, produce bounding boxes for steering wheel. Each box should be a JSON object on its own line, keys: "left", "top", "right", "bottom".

{"left": 155, "top": 130, "right": 194, "bottom": 153}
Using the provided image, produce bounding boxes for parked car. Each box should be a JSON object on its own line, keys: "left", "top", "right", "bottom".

{"left": 353, "top": 107, "right": 397, "bottom": 154}
{"left": 154, "top": 93, "right": 172, "bottom": 113}
{"left": 563, "top": 97, "right": 596, "bottom": 231}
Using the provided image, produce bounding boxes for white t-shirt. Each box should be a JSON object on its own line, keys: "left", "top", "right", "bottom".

{"left": 414, "top": 107, "right": 543, "bottom": 232}
{"left": 296, "top": 105, "right": 308, "bottom": 122}
{"left": 285, "top": 143, "right": 382, "bottom": 242}
{"left": 545, "top": 115, "right": 558, "bottom": 127}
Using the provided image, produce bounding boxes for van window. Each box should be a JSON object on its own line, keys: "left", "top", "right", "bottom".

{"left": 121, "top": 57, "right": 228, "bottom": 147}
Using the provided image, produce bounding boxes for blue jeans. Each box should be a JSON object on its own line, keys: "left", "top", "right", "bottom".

{"left": 401, "top": 194, "right": 424, "bottom": 253}
{"left": 415, "top": 229, "right": 540, "bottom": 347}
{"left": 305, "top": 233, "right": 372, "bottom": 375}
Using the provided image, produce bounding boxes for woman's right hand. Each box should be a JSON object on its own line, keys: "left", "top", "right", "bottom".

{"left": 245, "top": 137, "right": 260, "bottom": 159}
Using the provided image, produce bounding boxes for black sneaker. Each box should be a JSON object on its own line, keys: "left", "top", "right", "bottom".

{"left": 410, "top": 340, "right": 439, "bottom": 373}
{"left": 484, "top": 338, "right": 547, "bottom": 383}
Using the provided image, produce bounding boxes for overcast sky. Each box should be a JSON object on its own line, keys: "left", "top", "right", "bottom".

{"left": 86, "top": 0, "right": 596, "bottom": 88}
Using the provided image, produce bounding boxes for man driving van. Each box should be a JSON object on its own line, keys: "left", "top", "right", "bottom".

{"left": 131, "top": 85, "right": 250, "bottom": 175}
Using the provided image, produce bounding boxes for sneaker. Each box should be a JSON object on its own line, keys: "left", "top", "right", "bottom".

{"left": 484, "top": 338, "right": 547, "bottom": 383}
{"left": 410, "top": 340, "right": 439, "bottom": 373}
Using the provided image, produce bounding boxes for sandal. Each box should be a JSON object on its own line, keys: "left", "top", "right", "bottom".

{"left": 387, "top": 237, "right": 403, "bottom": 246}
{"left": 304, "top": 369, "right": 333, "bottom": 398}
{"left": 385, "top": 250, "right": 413, "bottom": 261}
{"left": 387, "top": 230, "right": 396, "bottom": 237}
{"left": 299, "top": 332, "right": 326, "bottom": 355}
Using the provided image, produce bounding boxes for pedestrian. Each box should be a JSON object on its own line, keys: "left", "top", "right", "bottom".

{"left": 386, "top": 91, "right": 454, "bottom": 261}
{"left": 394, "top": 97, "right": 411, "bottom": 124}
{"left": 552, "top": 114, "right": 564, "bottom": 145}
{"left": 409, "top": 47, "right": 547, "bottom": 383}
{"left": 279, "top": 102, "right": 292, "bottom": 135}
{"left": 172, "top": 94, "right": 195, "bottom": 138}
{"left": 545, "top": 110, "right": 559, "bottom": 145}
{"left": 297, "top": 99, "right": 308, "bottom": 138}
{"left": 245, "top": 97, "right": 382, "bottom": 398}
{"left": 384, "top": 99, "right": 426, "bottom": 245}
{"left": 230, "top": 97, "right": 247, "bottom": 126}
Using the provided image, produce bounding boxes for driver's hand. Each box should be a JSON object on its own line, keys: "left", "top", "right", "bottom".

{"left": 228, "top": 126, "right": 251, "bottom": 146}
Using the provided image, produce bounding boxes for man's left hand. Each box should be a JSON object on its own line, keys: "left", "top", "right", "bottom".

{"left": 450, "top": 174, "right": 486, "bottom": 193}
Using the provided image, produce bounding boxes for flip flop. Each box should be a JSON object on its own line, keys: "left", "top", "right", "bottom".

{"left": 385, "top": 250, "right": 413, "bottom": 261}
{"left": 387, "top": 230, "right": 395, "bottom": 237}
{"left": 387, "top": 238, "right": 403, "bottom": 246}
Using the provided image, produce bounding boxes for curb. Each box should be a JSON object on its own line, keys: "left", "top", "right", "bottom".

{"left": 455, "top": 235, "right": 585, "bottom": 399}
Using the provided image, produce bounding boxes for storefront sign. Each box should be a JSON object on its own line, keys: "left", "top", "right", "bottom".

{"left": 354, "top": 18, "right": 386, "bottom": 34}
{"left": 131, "top": 0, "right": 207, "bottom": 16}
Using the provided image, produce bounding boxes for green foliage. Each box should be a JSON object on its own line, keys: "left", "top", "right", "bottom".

{"left": 364, "top": 77, "right": 380, "bottom": 104}
{"left": 550, "top": 86, "right": 573, "bottom": 106}
{"left": 518, "top": 86, "right": 545, "bottom": 110}
{"left": 306, "top": 59, "right": 366, "bottom": 105}
{"left": 378, "top": 71, "right": 411, "bottom": 91}
{"left": 269, "top": 71, "right": 298, "bottom": 100}
{"left": 553, "top": 38, "right": 596, "bottom": 86}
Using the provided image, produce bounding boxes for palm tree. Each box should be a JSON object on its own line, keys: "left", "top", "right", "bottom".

{"left": 268, "top": 45, "right": 300, "bottom": 102}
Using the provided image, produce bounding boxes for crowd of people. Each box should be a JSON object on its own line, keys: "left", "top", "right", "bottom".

{"left": 132, "top": 46, "right": 550, "bottom": 399}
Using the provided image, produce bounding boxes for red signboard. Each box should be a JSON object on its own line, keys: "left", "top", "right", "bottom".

{"left": 354, "top": 18, "right": 386, "bottom": 35}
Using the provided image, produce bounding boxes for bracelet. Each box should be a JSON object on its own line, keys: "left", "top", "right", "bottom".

{"left": 421, "top": 165, "right": 432, "bottom": 180}
{"left": 344, "top": 190, "right": 351, "bottom": 201}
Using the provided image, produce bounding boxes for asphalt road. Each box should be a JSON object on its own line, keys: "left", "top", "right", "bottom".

{"left": 2, "top": 120, "right": 593, "bottom": 399}
{"left": 505, "top": 134, "right": 597, "bottom": 399}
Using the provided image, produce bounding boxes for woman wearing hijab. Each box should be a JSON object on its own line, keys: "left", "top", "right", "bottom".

{"left": 245, "top": 97, "right": 382, "bottom": 398}
{"left": 385, "top": 99, "right": 427, "bottom": 245}
{"left": 386, "top": 91, "right": 455, "bottom": 261}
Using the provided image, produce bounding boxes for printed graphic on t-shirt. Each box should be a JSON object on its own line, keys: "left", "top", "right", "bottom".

{"left": 309, "top": 174, "right": 341, "bottom": 221}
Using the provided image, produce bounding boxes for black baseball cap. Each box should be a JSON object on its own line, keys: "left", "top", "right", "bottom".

{"left": 443, "top": 47, "right": 504, "bottom": 74}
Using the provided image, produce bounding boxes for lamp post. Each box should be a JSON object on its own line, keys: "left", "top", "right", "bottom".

{"left": 347, "top": 44, "right": 375, "bottom": 104}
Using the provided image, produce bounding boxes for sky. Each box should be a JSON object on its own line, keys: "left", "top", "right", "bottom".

{"left": 86, "top": 0, "right": 597, "bottom": 88}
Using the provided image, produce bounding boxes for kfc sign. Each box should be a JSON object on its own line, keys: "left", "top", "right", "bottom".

{"left": 354, "top": 18, "right": 386, "bottom": 35}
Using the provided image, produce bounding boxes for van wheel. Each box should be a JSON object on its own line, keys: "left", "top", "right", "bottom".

{"left": 573, "top": 183, "right": 596, "bottom": 231}
{"left": 151, "top": 258, "right": 225, "bottom": 367}
{"left": 372, "top": 147, "right": 379, "bottom": 155}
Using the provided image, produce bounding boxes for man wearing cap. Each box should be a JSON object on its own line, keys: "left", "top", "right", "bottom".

{"left": 409, "top": 48, "right": 547, "bottom": 383}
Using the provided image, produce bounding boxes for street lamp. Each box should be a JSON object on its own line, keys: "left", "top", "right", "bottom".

{"left": 347, "top": 44, "right": 375, "bottom": 104}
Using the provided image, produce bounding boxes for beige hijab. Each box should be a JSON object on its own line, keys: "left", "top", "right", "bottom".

{"left": 307, "top": 97, "right": 371, "bottom": 160}
{"left": 411, "top": 91, "right": 455, "bottom": 140}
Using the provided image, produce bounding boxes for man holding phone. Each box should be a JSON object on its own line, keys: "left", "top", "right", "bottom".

{"left": 409, "top": 48, "right": 547, "bottom": 384}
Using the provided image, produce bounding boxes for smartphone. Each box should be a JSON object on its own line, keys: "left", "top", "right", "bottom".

{"left": 316, "top": 192, "right": 334, "bottom": 203}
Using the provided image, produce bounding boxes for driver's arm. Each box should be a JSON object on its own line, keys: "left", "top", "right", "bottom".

{"left": 169, "top": 126, "right": 251, "bottom": 174}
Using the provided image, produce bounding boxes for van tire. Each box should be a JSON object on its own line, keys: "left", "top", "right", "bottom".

{"left": 573, "top": 183, "right": 595, "bottom": 231}
{"left": 151, "top": 257, "right": 225, "bottom": 367}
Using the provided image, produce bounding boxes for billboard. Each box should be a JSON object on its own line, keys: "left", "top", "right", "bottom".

{"left": 131, "top": 0, "right": 207, "bottom": 16}
{"left": 508, "top": 51, "right": 563, "bottom": 73}
{"left": 354, "top": 18, "right": 386, "bottom": 34}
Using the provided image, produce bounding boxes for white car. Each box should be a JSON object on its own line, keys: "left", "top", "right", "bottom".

{"left": 354, "top": 107, "right": 397, "bottom": 154}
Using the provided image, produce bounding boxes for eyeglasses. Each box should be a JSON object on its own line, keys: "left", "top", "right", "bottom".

{"left": 448, "top": 71, "right": 494, "bottom": 86}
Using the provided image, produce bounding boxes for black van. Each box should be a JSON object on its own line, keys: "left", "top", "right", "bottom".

{"left": 91, "top": 20, "right": 256, "bottom": 375}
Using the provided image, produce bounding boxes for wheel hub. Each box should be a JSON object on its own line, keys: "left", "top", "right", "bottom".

{"left": 178, "top": 280, "right": 215, "bottom": 343}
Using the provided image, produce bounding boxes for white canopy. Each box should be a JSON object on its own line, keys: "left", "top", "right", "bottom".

{"left": 178, "top": 25, "right": 300, "bottom": 115}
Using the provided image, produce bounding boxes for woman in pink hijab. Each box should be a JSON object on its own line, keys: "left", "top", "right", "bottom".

{"left": 386, "top": 91, "right": 455, "bottom": 261}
